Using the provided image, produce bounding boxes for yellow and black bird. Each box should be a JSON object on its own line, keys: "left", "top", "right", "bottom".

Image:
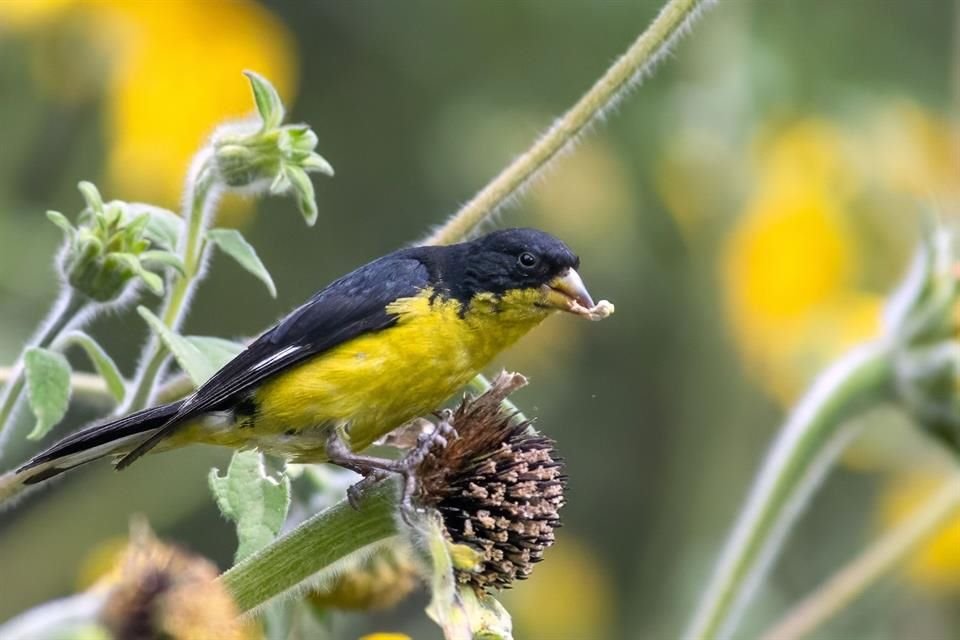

{"left": 16, "top": 228, "right": 606, "bottom": 492}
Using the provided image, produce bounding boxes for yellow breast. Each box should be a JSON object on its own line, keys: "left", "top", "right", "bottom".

{"left": 244, "top": 287, "right": 551, "bottom": 458}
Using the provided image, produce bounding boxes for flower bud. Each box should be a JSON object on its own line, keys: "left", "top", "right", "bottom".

{"left": 211, "top": 73, "right": 333, "bottom": 226}
{"left": 886, "top": 226, "right": 960, "bottom": 451}
{"left": 52, "top": 182, "right": 181, "bottom": 302}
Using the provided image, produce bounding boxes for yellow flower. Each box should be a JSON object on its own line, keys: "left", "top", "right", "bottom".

{"left": 4, "top": 0, "right": 297, "bottom": 219}
{"left": 722, "top": 119, "right": 881, "bottom": 402}
{"left": 879, "top": 469, "right": 960, "bottom": 591}
{"left": 359, "top": 635, "right": 412, "bottom": 640}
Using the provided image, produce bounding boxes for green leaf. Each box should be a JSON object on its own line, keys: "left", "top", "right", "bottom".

{"left": 77, "top": 181, "right": 104, "bottom": 215}
{"left": 126, "top": 203, "right": 183, "bottom": 251}
{"left": 285, "top": 165, "right": 317, "bottom": 226}
{"left": 209, "top": 450, "right": 291, "bottom": 563}
{"left": 302, "top": 152, "right": 335, "bottom": 177}
{"left": 244, "top": 70, "right": 285, "bottom": 130}
{"left": 207, "top": 228, "right": 277, "bottom": 297}
{"left": 184, "top": 335, "right": 245, "bottom": 370}
{"left": 24, "top": 347, "right": 72, "bottom": 440}
{"left": 46, "top": 210, "right": 76, "bottom": 241}
{"left": 138, "top": 307, "right": 220, "bottom": 385}
{"left": 114, "top": 253, "right": 164, "bottom": 295}
{"left": 54, "top": 331, "right": 127, "bottom": 403}
{"left": 139, "top": 250, "right": 186, "bottom": 276}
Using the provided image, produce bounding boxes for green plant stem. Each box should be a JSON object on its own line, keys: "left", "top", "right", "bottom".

{"left": 423, "top": 0, "right": 713, "bottom": 247}
{"left": 0, "top": 289, "right": 88, "bottom": 450}
{"left": 760, "top": 471, "right": 960, "bottom": 640}
{"left": 684, "top": 342, "right": 895, "bottom": 640}
{"left": 124, "top": 164, "right": 217, "bottom": 412}
{"left": 220, "top": 480, "right": 399, "bottom": 612}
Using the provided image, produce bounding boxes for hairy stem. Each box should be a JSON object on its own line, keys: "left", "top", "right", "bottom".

{"left": 760, "top": 471, "right": 960, "bottom": 640}
{"left": 124, "top": 162, "right": 217, "bottom": 412}
{"left": 220, "top": 480, "right": 398, "bottom": 612}
{"left": 0, "top": 288, "right": 89, "bottom": 451}
{"left": 685, "top": 342, "right": 895, "bottom": 640}
{"left": 424, "top": 0, "right": 714, "bottom": 247}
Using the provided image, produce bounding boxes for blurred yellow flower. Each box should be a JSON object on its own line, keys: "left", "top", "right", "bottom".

{"left": 501, "top": 534, "right": 615, "bottom": 640}
{"left": 3, "top": 0, "right": 297, "bottom": 218}
{"left": 879, "top": 469, "right": 960, "bottom": 591}
{"left": 722, "top": 119, "right": 881, "bottom": 402}
{"left": 359, "top": 634, "right": 412, "bottom": 640}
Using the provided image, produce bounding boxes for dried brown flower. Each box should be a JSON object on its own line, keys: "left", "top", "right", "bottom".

{"left": 99, "top": 522, "right": 254, "bottom": 640}
{"left": 417, "top": 372, "right": 566, "bottom": 591}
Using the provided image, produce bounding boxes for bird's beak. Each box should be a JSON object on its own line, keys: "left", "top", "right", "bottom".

{"left": 542, "top": 268, "right": 596, "bottom": 314}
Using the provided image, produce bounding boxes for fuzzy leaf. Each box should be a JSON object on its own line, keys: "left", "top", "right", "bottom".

{"left": 184, "top": 335, "right": 245, "bottom": 371}
{"left": 77, "top": 181, "right": 104, "bottom": 215}
{"left": 244, "top": 70, "right": 285, "bottom": 130}
{"left": 285, "top": 165, "right": 317, "bottom": 226}
{"left": 302, "top": 152, "right": 335, "bottom": 176}
{"left": 209, "top": 450, "right": 291, "bottom": 563}
{"left": 46, "top": 210, "right": 76, "bottom": 241}
{"left": 207, "top": 228, "right": 277, "bottom": 297}
{"left": 139, "top": 250, "right": 186, "bottom": 276}
{"left": 24, "top": 347, "right": 72, "bottom": 440}
{"left": 127, "top": 203, "right": 183, "bottom": 251}
{"left": 138, "top": 307, "right": 220, "bottom": 385}
{"left": 114, "top": 253, "right": 164, "bottom": 295}
{"left": 55, "top": 331, "right": 126, "bottom": 403}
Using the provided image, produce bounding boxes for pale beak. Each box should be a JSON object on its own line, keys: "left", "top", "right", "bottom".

{"left": 542, "top": 268, "right": 595, "bottom": 313}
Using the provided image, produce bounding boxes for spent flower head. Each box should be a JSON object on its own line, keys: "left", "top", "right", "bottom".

{"left": 97, "top": 522, "right": 253, "bottom": 640}
{"left": 416, "top": 372, "right": 567, "bottom": 591}
{"left": 49, "top": 181, "right": 183, "bottom": 302}
{"left": 212, "top": 71, "right": 333, "bottom": 226}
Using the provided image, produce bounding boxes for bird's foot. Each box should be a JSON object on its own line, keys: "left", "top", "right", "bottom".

{"left": 327, "top": 411, "right": 457, "bottom": 524}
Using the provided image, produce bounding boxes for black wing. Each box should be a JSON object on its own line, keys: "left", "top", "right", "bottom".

{"left": 116, "top": 252, "right": 433, "bottom": 468}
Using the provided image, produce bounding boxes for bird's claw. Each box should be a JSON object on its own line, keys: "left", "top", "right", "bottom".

{"left": 331, "top": 410, "right": 458, "bottom": 523}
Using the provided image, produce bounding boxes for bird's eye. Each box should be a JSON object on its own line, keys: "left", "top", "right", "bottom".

{"left": 518, "top": 252, "right": 539, "bottom": 269}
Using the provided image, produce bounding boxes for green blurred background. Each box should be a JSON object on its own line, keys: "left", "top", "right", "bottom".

{"left": 1, "top": 1, "right": 959, "bottom": 638}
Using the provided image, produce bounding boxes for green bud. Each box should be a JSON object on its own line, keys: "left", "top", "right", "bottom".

{"left": 53, "top": 182, "right": 183, "bottom": 302}
{"left": 887, "top": 225, "right": 960, "bottom": 452}
{"left": 210, "top": 72, "right": 333, "bottom": 224}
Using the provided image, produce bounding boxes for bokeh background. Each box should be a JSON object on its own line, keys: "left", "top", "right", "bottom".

{"left": 1, "top": 1, "right": 959, "bottom": 638}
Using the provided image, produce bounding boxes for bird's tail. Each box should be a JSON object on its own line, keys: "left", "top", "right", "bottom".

{"left": 0, "top": 400, "right": 185, "bottom": 504}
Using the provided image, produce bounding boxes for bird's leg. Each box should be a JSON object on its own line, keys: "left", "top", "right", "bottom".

{"left": 325, "top": 410, "right": 457, "bottom": 522}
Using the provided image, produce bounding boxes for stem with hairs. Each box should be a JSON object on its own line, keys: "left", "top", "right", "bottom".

{"left": 123, "top": 163, "right": 217, "bottom": 412}
{"left": 684, "top": 342, "right": 895, "bottom": 640}
{"left": 220, "top": 480, "right": 399, "bottom": 612}
{"left": 760, "top": 471, "right": 960, "bottom": 640}
{"left": 424, "top": 0, "right": 714, "bottom": 247}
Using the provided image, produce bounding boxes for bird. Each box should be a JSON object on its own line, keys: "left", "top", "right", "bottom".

{"left": 13, "top": 228, "right": 608, "bottom": 500}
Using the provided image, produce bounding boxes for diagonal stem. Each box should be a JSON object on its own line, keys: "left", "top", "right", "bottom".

{"left": 760, "top": 470, "right": 960, "bottom": 640}
{"left": 423, "top": 0, "right": 715, "bottom": 247}
{"left": 684, "top": 342, "right": 895, "bottom": 640}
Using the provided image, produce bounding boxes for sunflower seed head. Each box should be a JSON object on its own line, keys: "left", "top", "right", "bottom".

{"left": 417, "top": 372, "right": 566, "bottom": 591}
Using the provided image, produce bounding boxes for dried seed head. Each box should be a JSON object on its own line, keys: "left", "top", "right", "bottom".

{"left": 99, "top": 523, "right": 253, "bottom": 640}
{"left": 417, "top": 372, "right": 566, "bottom": 591}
